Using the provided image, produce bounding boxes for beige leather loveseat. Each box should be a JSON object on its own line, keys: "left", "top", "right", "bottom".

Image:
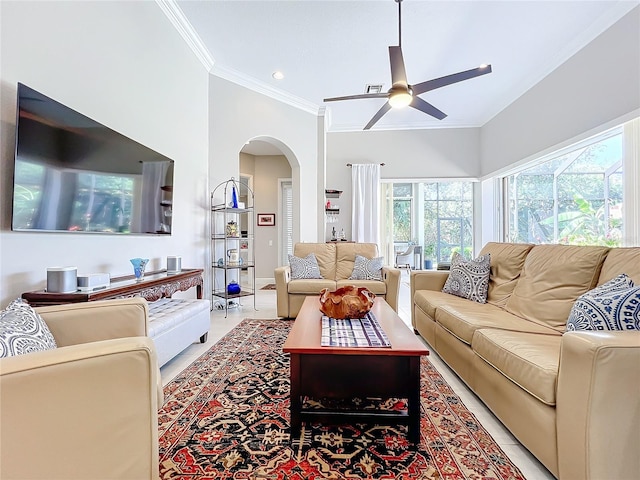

{"left": 411, "top": 242, "right": 640, "bottom": 479}
{"left": 275, "top": 242, "right": 400, "bottom": 318}
{"left": 0, "top": 298, "right": 161, "bottom": 479}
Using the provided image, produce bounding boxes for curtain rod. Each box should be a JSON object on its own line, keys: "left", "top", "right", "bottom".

{"left": 346, "top": 163, "right": 386, "bottom": 167}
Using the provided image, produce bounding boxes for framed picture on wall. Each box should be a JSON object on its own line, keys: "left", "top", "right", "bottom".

{"left": 257, "top": 213, "right": 275, "bottom": 226}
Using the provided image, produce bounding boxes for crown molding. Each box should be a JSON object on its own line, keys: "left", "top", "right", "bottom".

{"left": 158, "top": 0, "right": 320, "bottom": 116}
{"left": 155, "top": 0, "right": 214, "bottom": 71}
{"left": 211, "top": 64, "right": 320, "bottom": 116}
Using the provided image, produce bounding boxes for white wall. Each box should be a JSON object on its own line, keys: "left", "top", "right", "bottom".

{"left": 326, "top": 127, "right": 480, "bottom": 240}
{"left": 209, "top": 76, "right": 320, "bottom": 244}
{"left": 0, "top": 1, "right": 209, "bottom": 305}
{"left": 480, "top": 6, "right": 640, "bottom": 177}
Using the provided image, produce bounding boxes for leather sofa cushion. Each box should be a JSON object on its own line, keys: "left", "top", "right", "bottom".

{"left": 335, "top": 243, "right": 379, "bottom": 280}
{"left": 505, "top": 244, "right": 609, "bottom": 331}
{"left": 336, "top": 279, "right": 387, "bottom": 295}
{"left": 294, "top": 243, "right": 336, "bottom": 280}
{"left": 287, "top": 278, "right": 336, "bottom": 294}
{"left": 436, "top": 301, "right": 558, "bottom": 345}
{"left": 598, "top": 247, "right": 640, "bottom": 285}
{"left": 472, "top": 329, "right": 561, "bottom": 406}
{"left": 479, "top": 242, "right": 533, "bottom": 307}
{"left": 414, "top": 290, "right": 472, "bottom": 320}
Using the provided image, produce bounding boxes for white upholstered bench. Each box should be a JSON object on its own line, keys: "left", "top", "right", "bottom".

{"left": 147, "top": 298, "right": 210, "bottom": 367}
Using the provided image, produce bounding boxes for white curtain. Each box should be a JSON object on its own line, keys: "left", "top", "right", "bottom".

{"left": 351, "top": 163, "right": 380, "bottom": 245}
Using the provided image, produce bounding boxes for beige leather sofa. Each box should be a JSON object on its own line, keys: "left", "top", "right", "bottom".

{"left": 411, "top": 242, "right": 640, "bottom": 479}
{"left": 0, "top": 298, "right": 161, "bottom": 480}
{"left": 275, "top": 242, "right": 400, "bottom": 318}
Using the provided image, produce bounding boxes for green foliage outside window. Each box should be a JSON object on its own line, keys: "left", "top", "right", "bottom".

{"left": 423, "top": 182, "right": 473, "bottom": 263}
{"left": 393, "top": 199, "right": 411, "bottom": 242}
{"left": 506, "top": 133, "right": 623, "bottom": 246}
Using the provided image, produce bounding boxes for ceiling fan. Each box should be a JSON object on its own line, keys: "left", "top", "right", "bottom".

{"left": 323, "top": 0, "right": 492, "bottom": 130}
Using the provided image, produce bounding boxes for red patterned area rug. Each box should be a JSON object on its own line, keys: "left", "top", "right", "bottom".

{"left": 158, "top": 319, "right": 526, "bottom": 480}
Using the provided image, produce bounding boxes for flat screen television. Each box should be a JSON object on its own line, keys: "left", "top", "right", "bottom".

{"left": 12, "top": 83, "right": 174, "bottom": 234}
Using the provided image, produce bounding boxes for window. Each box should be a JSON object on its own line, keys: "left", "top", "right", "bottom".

{"left": 383, "top": 181, "right": 474, "bottom": 266}
{"left": 504, "top": 130, "right": 623, "bottom": 246}
{"left": 423, "top": 182, "right": 473, "bottom": 262}
{"left": 280, "top": 180, "right": 293, "bottom": 264}
{"left": 392, "top": 183, "right": 412, "bottom": 243}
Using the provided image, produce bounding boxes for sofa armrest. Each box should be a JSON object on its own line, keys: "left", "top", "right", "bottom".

{"left": 382, "top": 266, "right": 401, "bottom": 312}
{"left": 275, "top": 265, "right": 291, "bottom": 318}
{"left": 36, "top": 297, "right": 149, "bottom": 347}
{"left": 410, "top": 270, "right": 449, "bottom": 295}
{"left": 0, "top": 337, "right": 159, "bottom": 479}
{"left": 557, "top": 331, "right": 640, "bottom": 480}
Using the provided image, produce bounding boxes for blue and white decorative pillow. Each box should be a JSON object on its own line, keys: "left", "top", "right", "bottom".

{"left": 442, "top": 252, "right": 491, "bottom": 303}
{"left": 566, "top": 274, "right": 640, "bottom": 331}
{"left": 288, "top": 253, "right": 323, "bottom": 280}
{"left": 0, "top": 299, "right": 57, "bottom": 358}
{"left": 349, "top": 255, "right": 383, "bottom": 281}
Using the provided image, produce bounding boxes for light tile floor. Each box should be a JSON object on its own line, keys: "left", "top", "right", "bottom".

{"left": 160, "top": 273, "right": 556, "bottom": 480}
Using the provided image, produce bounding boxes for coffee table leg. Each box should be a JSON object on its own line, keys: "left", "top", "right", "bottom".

{"left": 289, "top": 353, "right": 302, "bottom": 438}
{"left": 407, "top": 356, "right": 421, "bottom": 443}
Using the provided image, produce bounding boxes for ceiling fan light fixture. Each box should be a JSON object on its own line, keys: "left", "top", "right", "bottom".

{"left": 388, "top": 90, "right": 412, "bottom": 108}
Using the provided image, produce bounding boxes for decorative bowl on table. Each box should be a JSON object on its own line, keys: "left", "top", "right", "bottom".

{"left": 319, "top": 285, "right": 375, "bottom": 319}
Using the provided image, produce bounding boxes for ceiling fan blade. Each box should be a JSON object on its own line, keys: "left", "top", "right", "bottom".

{"left": 389, "top": 46, "right": 408, "bottom": 87}
{"left": 412, "top": 65, "right": 492, "bottom": 95}
{"left": 364, "top": 102, "right": 392, "bottom": 130}
{"left": 410, "top": 96, "right": 447, "bottom": 120}
{"left": 324, "top": 93, "right": 389, "bottom": 102}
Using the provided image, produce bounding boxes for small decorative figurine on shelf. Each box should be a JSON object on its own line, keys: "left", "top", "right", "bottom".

{"left": 226, "top": 220, "right": 239, "bottom": 237}
{"left": 130, "top": 258, "right": 149, "bottom": 281}
{"left": 227, "top": 248, "right": 239, "bottom": 264}
{"left": 331, "top": 226, "right": 337, "bottom": 241}
{"left": 340, "top": 228, "right": 346, "bottom": 241}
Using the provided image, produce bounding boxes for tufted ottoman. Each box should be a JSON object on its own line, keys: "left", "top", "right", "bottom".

{"left": 147, "top": 298, "right": 210, "bottom": 367}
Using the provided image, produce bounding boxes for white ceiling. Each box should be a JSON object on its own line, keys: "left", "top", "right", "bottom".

{"left": 175, "top": 0, "right": 636, "bottom": 136}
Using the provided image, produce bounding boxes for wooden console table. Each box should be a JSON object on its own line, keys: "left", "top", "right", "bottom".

{"left": 22, "top": 269, "right": 204, "bottom": 307}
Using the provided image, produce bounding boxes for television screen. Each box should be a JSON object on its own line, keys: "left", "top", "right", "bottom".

{"left": 12, "top": 83, "right": 174, "bottom": 234}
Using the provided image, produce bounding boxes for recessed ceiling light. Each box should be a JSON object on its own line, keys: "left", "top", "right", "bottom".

{"left": 272, "top": 71, "right": 284, "bottom": 80}
{"left": 479, "top": 64, "right": 489, "bottom": 69}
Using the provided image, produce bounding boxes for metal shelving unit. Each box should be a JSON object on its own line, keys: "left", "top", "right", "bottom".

{"left": 211, "top": 178, "right": 256, "bottom": 317}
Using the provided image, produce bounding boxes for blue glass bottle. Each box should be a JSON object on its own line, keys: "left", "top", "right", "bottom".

{"left": 231, "top": 184, "right": 239, "bottom": 208}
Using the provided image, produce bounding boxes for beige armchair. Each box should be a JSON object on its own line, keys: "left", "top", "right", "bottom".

{"left": 0, "top": 298, "right": 161, "bottom": 480}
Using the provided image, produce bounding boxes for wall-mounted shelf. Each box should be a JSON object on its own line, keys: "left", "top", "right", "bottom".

{"left": 325, "top": 189, "right": 342, "bottom": 198}
{"left": 325, "top": 189, "right": 342, "bottom": 226}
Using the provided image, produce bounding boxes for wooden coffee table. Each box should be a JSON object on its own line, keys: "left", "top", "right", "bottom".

{"left": 283, "top": 296, "right": 429, "bottom": 443}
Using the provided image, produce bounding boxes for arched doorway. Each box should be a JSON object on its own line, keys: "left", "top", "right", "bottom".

{"left": 239, "top": 137, "right": 299, "bottom": 280}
